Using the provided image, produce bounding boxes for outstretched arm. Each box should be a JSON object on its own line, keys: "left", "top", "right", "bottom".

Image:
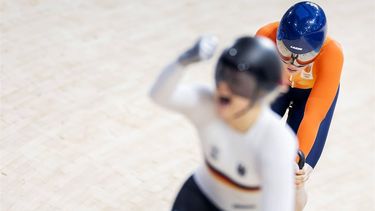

{"left": 149, "top": 36, "right": 218, "bottom": 116}
{"left": 296, "top": 40, "right": 343, "bottom": 168}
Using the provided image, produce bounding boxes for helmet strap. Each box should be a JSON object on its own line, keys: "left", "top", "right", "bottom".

{"left": 233, "top": 101, "right": 255, "bottom": 119}
{"left": 233, "top": 86, "right": 261, "bottom": 119}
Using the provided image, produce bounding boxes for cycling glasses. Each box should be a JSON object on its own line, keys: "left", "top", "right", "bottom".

{"left": 276, "top": 39, "right": 320, "bottom": 68}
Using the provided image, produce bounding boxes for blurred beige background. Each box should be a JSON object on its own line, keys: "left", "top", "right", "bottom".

{"left": 1, "top": 0, "right": 374, "bottom": 210}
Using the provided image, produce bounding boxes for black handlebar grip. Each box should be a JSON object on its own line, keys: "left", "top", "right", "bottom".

{"left": 297, "top": 150, "right": 305, "bottom": 170}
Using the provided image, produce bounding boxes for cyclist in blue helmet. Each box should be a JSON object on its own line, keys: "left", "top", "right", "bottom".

{"left": 257, "top": 1, "right": 344, "bottom": 211}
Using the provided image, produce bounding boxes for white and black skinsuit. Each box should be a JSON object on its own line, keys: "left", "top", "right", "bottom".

{"left": 150, "top": 61, "right": 298, "bottom": 211}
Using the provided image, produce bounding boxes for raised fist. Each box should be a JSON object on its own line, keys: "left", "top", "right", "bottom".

{"left": 178, "top": 35, "right": 218, "bottom": 66}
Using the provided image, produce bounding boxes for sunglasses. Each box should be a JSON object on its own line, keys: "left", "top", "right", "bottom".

{"left": 276, "top": 40, "right": 319, "bottom": 68}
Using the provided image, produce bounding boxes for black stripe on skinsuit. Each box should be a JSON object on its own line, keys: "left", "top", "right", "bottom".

{"left": 271, "top": 86, "right": 340, "bottom": 168}
{"left": 172, "top": 176, "right": 220, "bottom": 211}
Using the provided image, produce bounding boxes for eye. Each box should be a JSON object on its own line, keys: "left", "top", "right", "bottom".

{"left": 276, "top": 40, "right": 292, "bottom": 58}
{"left": 298, "top": 51, "right": 319, "bottom": 62}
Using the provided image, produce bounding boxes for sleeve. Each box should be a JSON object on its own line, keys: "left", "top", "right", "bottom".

{"left": 258, "top": 129, "right": 297, "bottom": 211}
{"left": 149, "top": 60, "right": 211, "bottom": 121}
{"left": 255, "top": 22, "right": 279, "bottom": 42}
{"left": 296, "top": 41, "right": 344, "bottom": 163}
{"left": 256, "top": 22, "right": 292, "bottom": 87}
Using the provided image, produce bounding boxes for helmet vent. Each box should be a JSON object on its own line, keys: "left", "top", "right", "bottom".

{"left": 229, "top": 48, "right": 237, "bottom": 56}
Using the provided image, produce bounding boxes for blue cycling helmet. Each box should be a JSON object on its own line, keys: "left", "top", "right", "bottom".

{"left": 277, "top": 1, "right": 327, "bottom": 54}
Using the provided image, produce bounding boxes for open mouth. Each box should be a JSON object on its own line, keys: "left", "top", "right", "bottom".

{"left": 218, "top": 96, "right": 231, "bottom": 106}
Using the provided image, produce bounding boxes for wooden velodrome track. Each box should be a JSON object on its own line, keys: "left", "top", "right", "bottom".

{"left": 1, "top": 0, "right": 374, "bottom": 210}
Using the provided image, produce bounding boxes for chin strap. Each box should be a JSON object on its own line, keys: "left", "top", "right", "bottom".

{"left": 233, "top": 101, "right": 254, "bottom": 119}
{"left": 232, "top": 87, "right": 262, "bottom": 119}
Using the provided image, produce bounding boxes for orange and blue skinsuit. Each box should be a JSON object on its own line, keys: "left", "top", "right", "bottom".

{"left": 256, "top": 22, "right": 344, "bottom": 168}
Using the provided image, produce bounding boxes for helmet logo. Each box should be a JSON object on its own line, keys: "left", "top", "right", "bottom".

{"left": 290, "top": 45, "right": 303, "bottom": 51}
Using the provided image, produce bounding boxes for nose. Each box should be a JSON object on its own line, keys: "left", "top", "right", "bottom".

{"left": 217, "top": 81, "right": 232, "bottom": 95}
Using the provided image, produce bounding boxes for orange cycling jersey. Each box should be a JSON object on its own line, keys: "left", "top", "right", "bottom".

{"left": 256, "top": 22, "right": 344, "bottom": 161}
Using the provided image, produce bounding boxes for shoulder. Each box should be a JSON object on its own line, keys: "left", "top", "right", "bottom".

{"left": 182, "top": 83, "right": 217, "bottom": 121}
{"left": 313, "top": 36, "right": 344, "bottom": 78}
{"left": 317, "top": 36, "right": 344, "bottom": 60}
{"left": 325, "top": 37, "right": 343, "bottom": 49}
{"left": 256, "top": 22, "right": 279, "bottom": 42}
{"left": 175, "top": 83, "right": 214, "bottom": 100}
{"left": 189, "top": 83, "right": 215, "bottom": 102}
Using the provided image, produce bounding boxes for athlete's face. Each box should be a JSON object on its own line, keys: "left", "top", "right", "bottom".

{"left": 215, "top": 81, "right": 252, "bottom": 121}
{"left": 276, "top": 39, "right": 318, "bottom": 75}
